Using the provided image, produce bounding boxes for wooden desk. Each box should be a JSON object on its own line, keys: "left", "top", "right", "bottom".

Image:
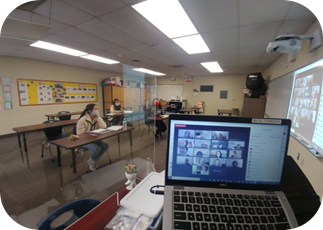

{"left": 50, "top": 126, "right": 135, "bottom": 189}
{"left": 45, "top": 111, "right": 82, "bottom": 120}
{"left": 218, "top": 109, "right": 233, "bottom": 116}
{"left": 179, "top": 108, "right": 196, "bottom": 114}
{"left": 12, "top": 119, "right": 78, "bottom": 170}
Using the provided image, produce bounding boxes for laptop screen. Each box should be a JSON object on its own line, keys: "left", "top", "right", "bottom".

{"left": 165, "top": 115, "right": 291, "bottom": 189}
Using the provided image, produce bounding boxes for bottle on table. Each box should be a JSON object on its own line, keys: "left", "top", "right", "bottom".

{"left": 123, "top": 118, "right": 127, "bottom": 130}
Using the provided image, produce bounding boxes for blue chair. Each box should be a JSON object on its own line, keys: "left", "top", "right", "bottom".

{"left": 58, "top": 111, "right": 71, "bottom": 121}
{"left": 37, "top": 198, "right": 100, "bottom": 230}
{"left": 41, "top": 120, "right": 66, "bottom": 162}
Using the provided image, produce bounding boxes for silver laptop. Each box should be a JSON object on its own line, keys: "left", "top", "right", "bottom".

{"left": 163, "top": 114, "right": 298, "bottom": 230}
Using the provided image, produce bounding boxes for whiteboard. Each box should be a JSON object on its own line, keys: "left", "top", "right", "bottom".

{"left": 150, "top": 85, "right": 183, "bottom": 101}
{"left": 265, "top": 72, "right": 293, "bottom": 118}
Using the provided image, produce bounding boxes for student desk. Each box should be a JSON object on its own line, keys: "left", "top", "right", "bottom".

{"left": 179, "top": 108, "right": 196, "bottom": 114}
{"left": 218, "top": 109, "right": 233, "bottom": 116}
{"left": 64, "top": 156, "right": 320, "bottom": 230}
{"left": 12, "top": 119, "right": 78, "bottom": 171}
{"left": 45, "top": 111, "right": 83, "bottom": 120}
{"left": 50, "top": 126, "right": 135, "bottom": 189}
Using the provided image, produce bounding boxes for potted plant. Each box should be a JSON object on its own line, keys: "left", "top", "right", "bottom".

{"left": 125, "top": 163, "right": 137, "bottom": 190}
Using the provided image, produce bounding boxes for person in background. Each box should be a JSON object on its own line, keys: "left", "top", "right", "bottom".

{"left": 77, "top": 103, "right": 109, "bottom": 172}
{"left": 184, "top": 131, "right": 193, "bottom": 139}
{"left": 109, "top": 98, "right": 123, "bottom": 125}
{"left": 151, "top": 98, "right": 167, "bottom": 138}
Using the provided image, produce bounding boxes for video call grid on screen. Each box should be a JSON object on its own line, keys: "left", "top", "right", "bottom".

{"left": 287, "top": 58, "right": 323, "bottom": 153}
{"left": 167, "top": 119, "right": 289, "bottom": 185}
{"left": 170, "top": 123, "right": 251, "bottom": 183}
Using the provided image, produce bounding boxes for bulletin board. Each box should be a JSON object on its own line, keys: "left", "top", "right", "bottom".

{"left": 17, "top": 79, "right": 98, "bottom": 106}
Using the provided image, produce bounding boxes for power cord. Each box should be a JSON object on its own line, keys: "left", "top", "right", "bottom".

{"left": 150, "top": 185, "right": 165, "bottom": 195}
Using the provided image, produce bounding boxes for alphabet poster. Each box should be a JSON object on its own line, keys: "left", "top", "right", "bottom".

{"left": 17, "top": 79, "right": 97, "bottom": 106}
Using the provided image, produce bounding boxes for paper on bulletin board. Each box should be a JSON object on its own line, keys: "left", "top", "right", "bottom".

{"left": 17, "top": 79, "right": 97, "bottom": 106}
{"left": 4, "top": 102, "right": 12, "bottom": 110}
{"left": 3, "top": 93, "right": 12, "bottom": 101}
{"left": 3, "top": 85, "right": 11, "bottom": 92}
{"left": 1, "top": 76, "right": 11, "bottom": 85}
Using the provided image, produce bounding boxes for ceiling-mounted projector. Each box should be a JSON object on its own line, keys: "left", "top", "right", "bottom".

{"left": 266, "top": 29, "right": 322, "bottom": 54}
{"left": 266, "top": 35, "right": 302, "bottom": 54}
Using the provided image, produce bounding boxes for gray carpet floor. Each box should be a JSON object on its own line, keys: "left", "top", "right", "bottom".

{"left": 0, "top": 122, "right": 167, "bottom": 229}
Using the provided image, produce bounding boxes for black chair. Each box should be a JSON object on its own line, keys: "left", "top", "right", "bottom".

{"left": 72, "top": 126, "right": 111, "bottom": 171}
{"left": 58, "top": 111, "right": 71, "bottom": 121}
{"left": 37, "top": 198, "right": 100, "bottom": 230}
{"left": 141, "top": 107, "right": 155, "bottom": 137}
{"left": 41, "top": 120, "right": 66, "bottom": 162}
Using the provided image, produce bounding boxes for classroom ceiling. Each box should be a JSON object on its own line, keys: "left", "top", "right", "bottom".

{"left": 0, "top": 0, "right": 317, "bottom": 77}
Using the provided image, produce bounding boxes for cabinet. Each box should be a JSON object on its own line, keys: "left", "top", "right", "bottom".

{"left": 241, "top": 98, "right": 266, "bottom": 117}
{"left": 103, "top": 86, "right": 124, "bottom": 113}
{"left": 103, "top": 86, "right": 149, "bottom": 114}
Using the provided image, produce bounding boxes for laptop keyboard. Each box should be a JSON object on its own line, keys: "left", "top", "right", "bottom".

{"left": 173, "top": 190, "right": 291, "bottom": 230}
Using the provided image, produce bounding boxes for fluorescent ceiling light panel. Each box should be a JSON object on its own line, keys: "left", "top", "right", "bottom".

{"left": 80, "top": 54, "right": 119, "bottom": 64}
{"left": 132, "top": 0, "right": 198, "bottom": 38}
{"left": 30, "top": 41, "right": 87, "bottom": 56}
{"left": 173, "top": 34, "right": 210, "bottom": 54}
{"left": 133, "top": 68, "right": 165, "bottom": 76}
{"left": 201, "top": 62, "right": 223, "bottom": 73}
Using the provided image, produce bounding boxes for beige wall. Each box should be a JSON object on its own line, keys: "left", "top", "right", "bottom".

{"left": 263, "top": 20, "right": 323, "bottom": 198}
{"left": 156, "top": 74, "right": 246, "bottom": 115}
{"left": 0, "top": 56, "right": 121, "bottom": 135}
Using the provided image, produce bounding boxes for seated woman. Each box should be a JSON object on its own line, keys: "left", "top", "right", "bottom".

{"left": 108, "top": 98, "right": 123, "bottom": 125}
{"left": 76, "top": 103, "right": 109, "bottom": 171}
{"left": 151, "top": 98, "right": 167, "bottom": 138}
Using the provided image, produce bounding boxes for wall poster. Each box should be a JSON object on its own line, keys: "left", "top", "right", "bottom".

{"left": 17, "top": 79, "right": 98, "bottom": 106}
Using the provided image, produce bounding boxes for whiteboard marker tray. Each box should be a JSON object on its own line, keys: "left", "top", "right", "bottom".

{"left": 120, "top": 172, "right": 164, "bottom": 218}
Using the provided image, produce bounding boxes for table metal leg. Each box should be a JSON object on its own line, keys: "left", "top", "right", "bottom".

{"left": 117, "top": 134, "right": 121, "bottom": 158}
{"left": 57, "top": 146, "right": 63, "bottom": 190}
{"left": 129, "top": 130, "right": 133, "bottom": 159}
{"left": 16, "top": 132, "right": 25, "bottom": 164}
{"left": 72, "top": 148, "right": 76, "bottom": 174}
{"left": 22, "top": 133, "right": 30, "bottom": 171}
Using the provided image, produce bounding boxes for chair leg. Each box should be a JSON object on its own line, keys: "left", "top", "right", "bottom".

{"left": 47, "top": 143, "right": 55, "bottom": 162}
{"left": 41, "top": 141, "right": 46, "bottom": 158}
{"left": 81, "top": 150, "right": 89, "bottom": 173}
{"left": 106, "top": 150, "right": 112, "bottom": 164}
{"left": 141, "top": 125, "right": 149, "bottom": 137}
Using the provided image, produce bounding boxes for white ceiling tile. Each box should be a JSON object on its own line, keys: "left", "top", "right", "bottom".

{"left": 153, "top": 57, "right": 182, "bottom": 66}
{"left": 57, "top": 27, "right": 121, "bottom": 51}
{"left": 286, "top": 2, "right": 316, "bottom": 21}
{"left": 128, "top": 44, "right": 169, "bottom": 59}
{"left": 34, "top": 0, "right": 93, "bottom": 26}
{"left": 100, "top": 6, "right": 168, "bottom": 43}
{"left": 191, "top": 52, "right": 216, "bottom": 63}
{"left": 275, "top": 20, "right": 314, "bottom": 37}
{"left": 77, "top": 18, "right": 142, "bottom": 47}
{"left": 108, "top": 48, "right": 149, "bottom": 61}
{"left": 8, "top": 9, "right": 32, "bottom": 21}
{"left": 239, "top": 0, "right": 291, "bottom": 26}
{"left": 239, "top": 22, "right": 281, "bottom": 48}
{"left": 179, "top": 0, "right": 238, "bottom": 33}
{"left": 62, "top": 0, "right": 125, "bottom": 16}
{"left": 238, "top": 58, "right": 260, "bottom": 67}
{"left": 1, "top": 0, "right": 316, "bottom": 76}
{"left": 150, "top": 40, "right": 187, "bottom": 57}
{"left": 212, "top": 49, "right": 238, "bottom": 61}
{"left": 239, "top": 46, "right": 266, "bottom": 59}
{"left": 203, "top": 28, "right": 238, "bottom": 52}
